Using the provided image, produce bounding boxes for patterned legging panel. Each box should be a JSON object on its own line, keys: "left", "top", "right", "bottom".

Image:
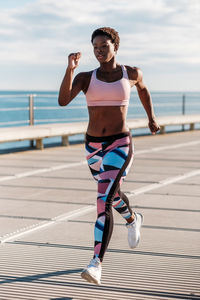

{"left": 85, "top": 131, "right": 134, "bottom": 262}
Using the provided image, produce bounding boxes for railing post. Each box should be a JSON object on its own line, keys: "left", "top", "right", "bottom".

{"left": 29, "top": 94, "right": 34, "bottom": 147}
{"left": 182, "top": 94, "right": 185, "bottom": 131}
{"left": 29, "top": 94, "right": 34, "bottom": 126}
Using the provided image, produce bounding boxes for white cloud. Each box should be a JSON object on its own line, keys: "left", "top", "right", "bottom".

{"left": 120, "top": 23, "right": 200, "bottom": 66}
{"left": 0, "top": 0, "right": 199, "bottom": 90}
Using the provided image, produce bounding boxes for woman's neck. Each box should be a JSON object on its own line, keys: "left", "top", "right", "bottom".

{"left": 99, "top": 57, "right": 118, "bottom": 72}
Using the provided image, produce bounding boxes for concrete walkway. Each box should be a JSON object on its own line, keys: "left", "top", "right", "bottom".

{"left": 0, "top": 130, "right": 200, "bottom": 299}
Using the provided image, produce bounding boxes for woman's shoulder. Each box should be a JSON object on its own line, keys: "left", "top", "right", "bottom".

{"left": 74, "top": 70, "right": 94, "bottom": 94}
{"left": 124, "top": 65, "right": 142, "bottom": 81}
{"left": 75, "top": 70, "right": 93, "bottom": 80}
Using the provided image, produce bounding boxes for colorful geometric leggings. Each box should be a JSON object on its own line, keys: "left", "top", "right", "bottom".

{"left": 85, "top": 131, "right": 134, "bottom": 262}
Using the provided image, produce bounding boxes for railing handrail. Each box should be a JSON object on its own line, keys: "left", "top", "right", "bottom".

{"left": 1, "top": 102, "right": 200, "bottom": 113}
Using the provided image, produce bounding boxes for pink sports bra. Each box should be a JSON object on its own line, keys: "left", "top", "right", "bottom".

{"left": 86, "top": 65, "right": 131, "bottom": 106}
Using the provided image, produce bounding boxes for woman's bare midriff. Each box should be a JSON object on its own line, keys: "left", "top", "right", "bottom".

{"left": 87, "top": 106, "right": 129, "bottom": 136}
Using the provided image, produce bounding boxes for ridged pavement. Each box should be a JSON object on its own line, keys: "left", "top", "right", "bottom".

{"left": 0, "top": 130, "right": 200, "bottom": 300}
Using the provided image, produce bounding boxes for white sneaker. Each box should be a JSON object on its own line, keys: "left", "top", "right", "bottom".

{"left": 81, "top": 257, "right": 102, "bottom": 285}
{"left": 126, "top": 212, "right": 143, "bottom": 249}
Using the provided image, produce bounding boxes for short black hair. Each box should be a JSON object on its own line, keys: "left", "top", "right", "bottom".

{"left": 91, "top": 27, "right": 120, "bottom": 51}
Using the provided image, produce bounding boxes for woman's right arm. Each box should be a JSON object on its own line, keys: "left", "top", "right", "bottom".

{"left": 58, "top": 52, "right": 83, "bottom": 106}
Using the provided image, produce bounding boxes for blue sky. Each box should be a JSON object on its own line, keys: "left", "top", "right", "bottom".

{"left": 0, "top": 0, "right": 199, "bottom": 91}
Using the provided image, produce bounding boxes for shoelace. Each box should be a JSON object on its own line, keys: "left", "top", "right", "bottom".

{"left": 89, "top": 258, "right": 100, "bottom": 267}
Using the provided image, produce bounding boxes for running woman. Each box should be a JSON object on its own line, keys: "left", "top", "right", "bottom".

{"left": 58, "top": 27, "right": 160, "bottom": 285}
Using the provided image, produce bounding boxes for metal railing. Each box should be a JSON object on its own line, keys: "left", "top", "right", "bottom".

{"left": 0, "top": 92, "right": 199, "bottom": 128}
{"left": 29, "top": 94, "right": 34, "bottom": 126}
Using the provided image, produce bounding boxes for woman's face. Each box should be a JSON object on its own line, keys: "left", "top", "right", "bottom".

{"left": 92, "top": 35, "right": 116, "bottom": 63}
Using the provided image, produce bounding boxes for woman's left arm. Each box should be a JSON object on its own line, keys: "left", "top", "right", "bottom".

{"left": 134, "top": 68, "right": 160, "bottom": 134}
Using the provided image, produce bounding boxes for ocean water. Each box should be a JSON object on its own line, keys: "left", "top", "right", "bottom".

{"left": 0, "top": 90, "right": 199, "bottom": 151}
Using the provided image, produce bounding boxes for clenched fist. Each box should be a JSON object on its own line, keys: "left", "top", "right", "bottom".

{"left": 68, "top": 52, "right": 81, "bottom": 70}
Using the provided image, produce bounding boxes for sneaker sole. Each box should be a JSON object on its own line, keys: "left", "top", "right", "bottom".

{"left": 81, "top": 269, "right": 101, "bottom": 285}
